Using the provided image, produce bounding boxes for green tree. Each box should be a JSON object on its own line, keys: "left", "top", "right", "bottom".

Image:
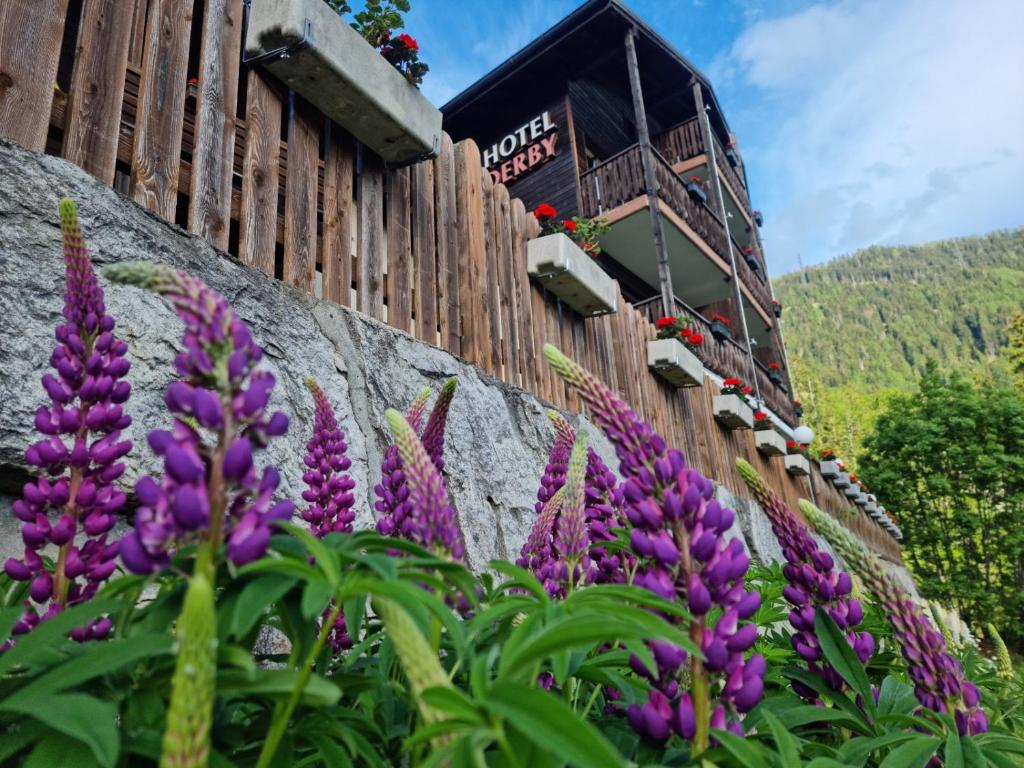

{"left": 1006, "top": 309, "right": 1024, "bottom": 396}
{"left": 858, "top": 364, "right": 1024, "bottom": 646}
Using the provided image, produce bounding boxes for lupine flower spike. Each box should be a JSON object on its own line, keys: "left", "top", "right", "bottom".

{"left": 105, "top": 261, "right": 294, "bottom": 576}
{"left": 800, "top": 500, "right": 987, "bottom": 735}
{"left": 519, "top": 428, "right": 592, "bottom": 596}
{"left": 543, "top": 344, "right": 763, "bottom": 750}
{"left": 4, "top": 199, "right": 132, "bottom": 646}
{"left": 735, "top": 460, "right": 873, "bottom": 697}
{"left": 106, "top": 262, "right": 294, "bottom": 767}
{"left": 384, "top": 409, "right": 464, "bottom": 560}
{"left": 302, "top": 379, "right": 356, "bottom": 650}
{"left": 376, "top": 379, "right": 464, "bottom": 560}
{"left": 987, "top": 623, "right": 1013, "bottom": 681}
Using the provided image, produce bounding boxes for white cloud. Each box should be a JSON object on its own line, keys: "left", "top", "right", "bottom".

{"left": 717, "top": 0, "right": 1024, "bottom": 273}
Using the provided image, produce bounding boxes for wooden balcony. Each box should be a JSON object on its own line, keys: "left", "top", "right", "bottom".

{"left": 653, "top": 118, "right": 753, "bottom": 217}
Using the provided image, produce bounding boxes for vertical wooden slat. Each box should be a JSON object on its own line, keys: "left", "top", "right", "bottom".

{"left": 283, "top": 94, "right": 319, "bottom": 291}
{"left": 412, "top": 159, "right": 437, "bottom": 344}
{"left": 130, "top": 0, "right": 193, "bottom": 220}
{"left": 434, "top": 133, "right": 460, "bottom": 354}
{"left": 62, "top": 0, "right": 134, "bottom": 183}
{"left": 0, "top": 0, "right": 69, "bottom": 152}
{"left": 322, "top": 123, "right": 354, "bottom": 306}
{"left": 127, "top": 0, "right": 150, "bottom": 65}
{"left": 357, "top": 147, "right": 385, "bottom": 320}
{"left": 511, "top": 199, "right": 536, "bottom": 392}
{"left": 453, "top": 139, "right": 489, "bottom": 370}
{"left": 493, "top": 184, "right": 519, "bottom": 387}
{"left": 481, "top": 169, "right": 502, "bottom": 376}
{"left": 386, "top": 166, "right": 413, "bottom": 334}
{"left": 237, "top": 70, "right": 282, "bottom": 275}
{"left": 188, "top": 0, "right": 243, "bottom": 249}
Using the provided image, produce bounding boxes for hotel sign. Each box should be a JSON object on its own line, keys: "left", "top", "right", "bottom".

{"left": 482, "top": 111, "right": 558, "bottom": 185}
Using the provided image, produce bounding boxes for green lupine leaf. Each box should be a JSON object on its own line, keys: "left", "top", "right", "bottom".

{"left": 217, "top": 669, "right": 341, "bottom": 706}
{"left": 760, "top": 709, "right": 801, "bottom": 767}
{"left": 814, "top": 608, "right": 876, "bottom": 718}
{"left": 227, "top": 574, "right": 297, "bottom": 639}
{"left": 877, "top": 736, "right": 941, "bottom": 768}
{"left": 1, "top": 693, "right": 119, "bottom": 766}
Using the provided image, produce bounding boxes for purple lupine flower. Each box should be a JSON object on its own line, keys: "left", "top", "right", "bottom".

{"left": 584, "top": 446, "right": 630, "bottom": 585}
{"left": 535, "top": 410, "right": 575, "bottom": 514}
{"left": 735, "top": 460, "right": 873, "bottom": 696}
{"left": 375, "top": 378, "right": 463, "bottom": 560}
{"left": 301, "top": 379, "right": 356, "bottom": 651}
{"left": 383, "top": 408, "right": 464, "bottom": 560}
{"left": 105, "top": 261, "right": 293, "bottom": 575}
{"left": 4, "top": 199, "right": 132, "bottom": 645}
{"left": 544, "top": 344, "right": 763, "bottom": 750}
{"left": 519, "top": 429, "right": 593, "bottom": 596}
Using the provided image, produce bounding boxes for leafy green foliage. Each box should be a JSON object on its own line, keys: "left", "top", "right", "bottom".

{"left": 776, "top": 227, "right": 1024, "bottom": 468}
{"left": 858, "top": 366, "right": 1024, "bottom": 647}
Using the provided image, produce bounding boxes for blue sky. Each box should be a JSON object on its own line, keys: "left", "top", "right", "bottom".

{"left": 400, "top": 0, "right": 1024, "bottom": 275}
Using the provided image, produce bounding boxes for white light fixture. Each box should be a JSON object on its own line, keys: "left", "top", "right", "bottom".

{"left": 792, "top": 425, "right": 814, "bottom": 445}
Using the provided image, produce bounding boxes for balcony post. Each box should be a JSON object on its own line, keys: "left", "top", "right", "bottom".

{"left": 624, "top": 27, "right": 674, "bottom": 319}
{"left": 690, "top": 80, "right": 724, "bottom": 215}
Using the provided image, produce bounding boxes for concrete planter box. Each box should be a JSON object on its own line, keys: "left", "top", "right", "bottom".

{"left": 754, "top": 429, "right": 786, "bottom": 457}
{"left": 648, "top": 337, "right": 703, "bottom": 388}
{"left": 527, "top": 234, "right": 617, "bottom": 317}
{"left": 844, "top": 485, "right": 860, "bottom": 499}
{"left": 865, "top": 501, "right": 878, "bottom": 514}
{"left": 785, "top": 454, "right": 810, "bottom": 476}
{"left": 855, "top": 493, "right": 868, "bottom": 506}
{"left": 819, "top": 460, "right": 840, "bottom": 478}
{"left": 245, "top": 0, "right": 442, "bottom": 165}
{"left": 833, "top": 472, "right": 850, "bottom": 489}
{"left": 713, "top": 394, "right": 753, "bottom": 430}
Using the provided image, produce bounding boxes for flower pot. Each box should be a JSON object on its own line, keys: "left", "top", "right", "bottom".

{"left": 785, "top": 453, "right": 810, "bottom": 476}
{"left": 744, "top": 252, "right": 760, "bottom": 272}
{"left": 647, "top": 338, "right": 703, "bottom": 388}
{"left": 793, "top": 404, "right": 803, "bottom": 417}
{"left": 772, "top": 304, "right": 782, "bottom": 319}
{"left": 245, "top": 0, "right": 442, "bottom": 165}
{"left": 710, "top": 319, "right": 732, "bottom": 341}
{"left": 864, "top": 501, "right": 878, "bottom": 514}
{"left": 726, "top": 147, "right": 740, "bottom": 167}
{"left": 527, "top": 233, "right": 617, "bottom": 317}
{"left": 755, "top": 429, "right": 786, "bottom": 457}
{"left": 753, "top": 211, "right": 763, "bottom": 227}
{"left": 768, "top": 371, "right": 784, "bottom": 387}
{"left": 713, "top": 394, "right": 753, "bottom": 430}
{"left": 685, "top": 181, "right": 707, "bottom": 204}
{"left": 854, "top": 493, "right": 868, "bottom": 506}
{"left": 844, "top": 485, "right": 860, "bottom": 499}
{"left": 819, "top": 460, "right": 840, "bottom": 478}
{"left": 832, "top": 472, "right": 850, "bottom": 489}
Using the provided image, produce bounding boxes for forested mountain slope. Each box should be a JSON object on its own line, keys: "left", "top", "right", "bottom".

{"left": 775, "top": 228, "right": 1024, "bottom": 465}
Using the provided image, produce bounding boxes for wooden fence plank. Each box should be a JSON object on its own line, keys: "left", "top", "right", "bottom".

{"left": 130, "top": 0, "right": 193, "bottom": 220}
{"left": 386, "top": 166, "right": 413, "bottom": 334}
{"left": 127, "top": 0, "right": 149, "bottom": 65}
{"left": 62, "top": 0, "right": 134, "bottom": 183}
{"left": 322, "top": 123, "right": 354, "bottom": 306}
{"left": 453, "top": 139, "right": 489, "bottom": 371}
{"left": 357, "top": 147, "right": 385, "bottom": 320}
{"left": 0, "top": 0, "right": 69, "bottom": 152}
{"left": 434, "top": 133, "right": 460, "bottom": 355}
{"left": 511, "top": 199, "right": 537, "bottom": 392}
{"left": 187, "top": 0, "right": 243, "bottom": 249}
{"left": 283, "top": 94, "right": 319, "bottom": 291}
{"left": 493, "top": 184, "right": 519, "bottom": 387}
{"left": 237, "top": 70, "right": 282, "bottom": 275}
{"left": 481, "top": 169, "right": 502, "bottom": 376}
{"left": 411, "top": 158, "right": 437, "bottom": 344}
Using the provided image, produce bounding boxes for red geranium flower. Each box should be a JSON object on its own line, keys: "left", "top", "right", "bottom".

{"left": 786, "top": 440, "right": 797, "bottom": 449}
{"left": 742, "top": 246, "right": 753, "bottom": 255}
{"left": 656, "top": 316, "right": 675, "bottom": 329}
{"left": 754, "top": 412, "right": 767, "bottom": 421}
{"left": 768, "top": 362, "right": 781, "bottom": 370}
{"left": 395, "top": 33, "right": 419, "bottom": 52}
{"left": 711, "top": 313, "right": 731, "bottom": 325}
{"left": 680, "top": 326, "right": 693, "bottom": 338}
{"left": 723, "top": 377, "right": 741, "bottom": 387}
{"left": 689, "top": 176, "right": 703, "bottom": 184}
{"left": 690, "top": 332, "right": 703, "bottom": 345}
{"left": 562, "top": 219, "right": 577, "bottom": 232}
{"left": 533, "top": 203, "right": 556, "bottom": 222}
{"left": 742, "top": 386, "right": 752, "bottom": 395}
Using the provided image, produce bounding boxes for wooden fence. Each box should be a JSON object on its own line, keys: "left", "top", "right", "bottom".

{"left": 0, "top": 0, "right": 902, "bottom": 562}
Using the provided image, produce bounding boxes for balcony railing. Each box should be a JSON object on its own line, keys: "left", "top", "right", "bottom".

{"left": 580, "top": 146, "right": 730, "bottom": 268}
{"left": 731, "top": 236, "right": 774, "bottom": 315}
{"left": 753, "top": 358, "right": 796, "bottom": 425}
{"left": 652, "top": 118, "right": 754, "bottom": 218}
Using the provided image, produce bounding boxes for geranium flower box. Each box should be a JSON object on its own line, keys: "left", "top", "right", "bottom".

{"left": 819, "top": 460, "right": 840, "bottom": 478}
{"left": 844, "top": 485, "right": 860, "bottom": 499}
{"left": 753, "top": 210, "right": 764, "bottom": 227}
{"left": 768, "top": 371, "right": 784, "bottom": 387}
{"left": 755, "top": 429, "right": 787, "bottom": 457}
{"left": 245, "top": 0, "right": 442, "bottom": 165}
{"left": 854, "top": 492, "right": 868, "bottom": 506}
{"left": 726, "top": 147, "right": 740, "bottom": 167}
{"left": 864, "top": 501, "right": 879, "bottom": 514}
{"left": 785, "top": 453, "right": 810, "bottom": 476}
{"left": 713, "top": 394, "right": 753, "bottom": 430}
{"left": 685, "top": 180, "right": 707, "bottom": 204}
{"left": 710, "top": 318, "right": 732, "bottom": 341}
{"left": 647, "top": 337, "right": 703, "bottom": 388}
{"left": 526, "top": 233, "right": 617, "bottom": 317}
{"left": 832, "top": 472, "right": 850, "bottom": 489}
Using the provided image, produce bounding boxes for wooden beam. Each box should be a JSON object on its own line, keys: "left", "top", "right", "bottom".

{"left": 624, "top": 27, "right": 674, "bottom": 320}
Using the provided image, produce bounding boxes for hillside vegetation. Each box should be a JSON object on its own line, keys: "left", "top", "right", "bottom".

{"left": 775, "top": 228, "right": 1024, "bottom": 466}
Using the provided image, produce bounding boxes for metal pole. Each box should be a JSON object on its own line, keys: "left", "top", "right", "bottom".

{"left": 625, "top": 28, "right": 675, "bottom": 319}
{"left": 702, "top": 104, "right": 762, "bottom": 408}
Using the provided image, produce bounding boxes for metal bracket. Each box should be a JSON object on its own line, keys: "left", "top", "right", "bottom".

{"left": 384, "top": 134, "right": 442, "bottom": 170}
{"left": 241, "top": 0, "right": 314, "bottom": 67}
